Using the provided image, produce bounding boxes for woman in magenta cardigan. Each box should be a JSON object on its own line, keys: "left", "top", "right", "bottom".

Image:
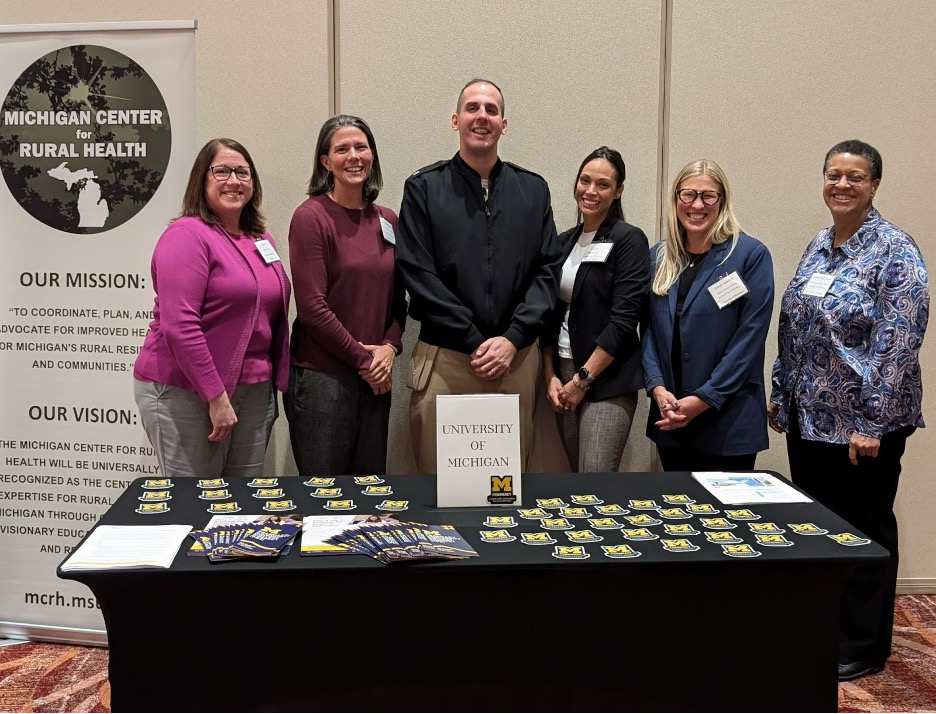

{"left": 285, "top": 115, "right": 406, "bottom": 475}
{"left": 133, "top": 138, "right": 291, "bottom": 478}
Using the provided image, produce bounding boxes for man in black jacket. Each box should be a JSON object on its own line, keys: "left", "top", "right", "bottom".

{"left": 396, "top": 78, "right": 563, "bottom": 473}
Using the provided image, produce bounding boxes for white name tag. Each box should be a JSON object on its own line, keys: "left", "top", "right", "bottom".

{"left": 707, "top": 271, "right": 749, "bottom": 309}
{"left": 254, "top": 239, "right": 281, "bottom": 264}
{"left": 582, "top": 242, "right": 613, "bottom": 263}
{"left": 802, "top": 272, "right": 835, "bottom": 297}
{"left": 379, "top": 216, "right": 396, "bottom": 245}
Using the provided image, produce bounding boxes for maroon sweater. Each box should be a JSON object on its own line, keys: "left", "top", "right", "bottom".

{"left": 288, "top": 194, "right": 406, "bottom": 375}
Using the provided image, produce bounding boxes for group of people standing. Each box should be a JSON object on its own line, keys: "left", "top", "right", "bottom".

{"left": 130, "top": 78, "right": 927, "bottom": 682}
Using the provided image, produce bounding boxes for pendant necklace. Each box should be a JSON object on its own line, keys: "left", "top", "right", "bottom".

{"left": 687, "top": 250, "right": 709, "bottom": 268}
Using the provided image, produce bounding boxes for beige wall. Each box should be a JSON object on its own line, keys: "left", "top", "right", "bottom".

{"left": 336, "top": 0, "right": 663, "bottom": 473}
{"left": 5, "top": 0, "right": 935, "bottom": 589}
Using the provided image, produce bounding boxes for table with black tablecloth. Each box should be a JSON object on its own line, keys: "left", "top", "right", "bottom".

{"left": 58, "top": 471, "right": 885, "bottom": 713}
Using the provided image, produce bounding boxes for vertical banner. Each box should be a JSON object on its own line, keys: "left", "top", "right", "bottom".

{"left": 0, "top": 21, "right": 195, "bottom": 643}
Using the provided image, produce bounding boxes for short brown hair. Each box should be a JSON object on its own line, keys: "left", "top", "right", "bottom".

{"left": 180, "top": 138, "right": 265, "bottom": 236}
{"left": 457, "top": 78, "right": 505, "bottom": 115}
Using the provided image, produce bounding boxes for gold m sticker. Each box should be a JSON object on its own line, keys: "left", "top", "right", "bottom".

{"left": 491, "top": 475, "right": 512, "bottom": 492}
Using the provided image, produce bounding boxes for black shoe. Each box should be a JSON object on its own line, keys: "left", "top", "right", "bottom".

{"left": 838, "top": 661, "right": 883, "bottom": 681}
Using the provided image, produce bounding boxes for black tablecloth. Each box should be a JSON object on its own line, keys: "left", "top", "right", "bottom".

{"left": 80, "top": 471, "right": 884, "bottom": 570}
{"left": 59, "top": 472, "right": 885, "bottom": 712}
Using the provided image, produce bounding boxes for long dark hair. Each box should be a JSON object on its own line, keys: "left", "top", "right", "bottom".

{"left": 574, "top": 145, "right": 626, "bottom": 224}
{"left": 307, "top": 115, "right": 383, "bottom": 202}
{"left": 180, "top": 138, "right": 265, "bottom": 236}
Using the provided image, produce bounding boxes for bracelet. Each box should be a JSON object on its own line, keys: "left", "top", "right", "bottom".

{"left": 572, "top": 375, "right": 589, "bottom": 391}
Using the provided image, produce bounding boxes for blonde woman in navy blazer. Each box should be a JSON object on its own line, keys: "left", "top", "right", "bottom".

{"left": 642, "top": 159, "right": 774, "bottom": 471}
{"left": 542, "top": 147, "right": 650, "bottom": 472}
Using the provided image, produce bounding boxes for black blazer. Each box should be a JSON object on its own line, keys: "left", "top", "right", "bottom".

{"left": 542, "top": 215, "right": 650, "bottom": 401}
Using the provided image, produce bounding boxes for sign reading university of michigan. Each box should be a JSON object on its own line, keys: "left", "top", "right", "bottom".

{"left": 1, "top": 45, "right": 171, "bottom": 233}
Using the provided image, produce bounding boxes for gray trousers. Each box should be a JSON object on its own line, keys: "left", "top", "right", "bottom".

{"left": 134, "top": 379, "right": 275, "bottom": 479}
{"left": 556, "top": 357, "right": 637, "bottom": 473}
{"left": 284, "top": 365, "right": 390, "bottom": 476}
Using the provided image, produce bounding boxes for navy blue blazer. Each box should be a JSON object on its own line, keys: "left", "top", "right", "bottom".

{"left": 642, "top": 232, "right": 774, "bottom": 455}
{"left": 543, "top": 216, "right": 650, "bottom": 401}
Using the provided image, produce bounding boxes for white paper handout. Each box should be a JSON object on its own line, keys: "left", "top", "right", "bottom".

{"left": 691, "top": 472, "right": 812, "bottom": 505}
{"left": 60, "top": 524, "right": 193, "bottom": 571}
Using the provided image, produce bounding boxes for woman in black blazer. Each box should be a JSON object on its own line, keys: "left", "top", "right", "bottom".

{"left": 542, "top": 146, "right": 650, "bottom": 472}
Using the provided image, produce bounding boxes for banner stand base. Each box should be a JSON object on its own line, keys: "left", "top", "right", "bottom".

{"left": 0, "top": 621, "right": 107, "bottom": 647}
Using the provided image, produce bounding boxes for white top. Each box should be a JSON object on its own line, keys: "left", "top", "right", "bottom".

{"left": 557, "top": 229, "right": 596, "bottom": 359}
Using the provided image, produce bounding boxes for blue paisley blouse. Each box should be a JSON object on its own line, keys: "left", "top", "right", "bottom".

{"left": 770, "top": 208, "right": 928, "bottom": 442}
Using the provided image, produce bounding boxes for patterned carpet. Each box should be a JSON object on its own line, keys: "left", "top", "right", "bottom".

{"left": 839, "top": 594, "right": 936, "bottom": 713}
{"left": 0, "top": 641, "right": 109, "bottom": 712}
{"left": 1, "top": 595, "right": 934, "bottom": 712}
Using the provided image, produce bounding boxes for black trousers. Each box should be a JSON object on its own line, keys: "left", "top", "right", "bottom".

{"left": 786, "top": 415, "right": 914, "bottom": 666}
{"left": 656, "top": 446, "right": 756, "bottom": 472}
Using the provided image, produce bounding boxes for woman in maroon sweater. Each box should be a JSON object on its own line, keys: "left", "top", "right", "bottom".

{"left": 285, "top": 116, "right": 406, "bottom": 475}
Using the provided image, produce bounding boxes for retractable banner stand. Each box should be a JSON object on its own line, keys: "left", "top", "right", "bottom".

{"left": 0, "top": 21, "right": 195, "bottom": 643}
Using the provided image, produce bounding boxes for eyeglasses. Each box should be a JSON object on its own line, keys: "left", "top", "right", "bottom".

{"left": 676, "top": 189, "right": 721, "bottom": 206}
{"left": 823, "top": 172, "right": 869, "bottom": 186}
{"left": 209, "top": 164, "right": 252, "bottom": 182}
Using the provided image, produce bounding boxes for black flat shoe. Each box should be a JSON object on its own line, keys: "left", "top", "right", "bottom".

{"left": 838, "top": 661, "right": 883, "bottom": 681}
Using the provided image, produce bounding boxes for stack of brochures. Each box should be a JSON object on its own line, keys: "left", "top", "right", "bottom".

{"left": 188, "top": 515, "right": 302, "bottom": 562}
{"left": 322, "top": 519, "right": 478, "bottom": 564}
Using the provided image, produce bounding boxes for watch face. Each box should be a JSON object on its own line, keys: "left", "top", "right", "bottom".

{"left": 578, "top": 367, "right": 590, "bottom": 381}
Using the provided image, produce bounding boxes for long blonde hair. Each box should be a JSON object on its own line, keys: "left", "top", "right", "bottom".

{"left": 652, "top": 159, "right": 742, "bottom": 295}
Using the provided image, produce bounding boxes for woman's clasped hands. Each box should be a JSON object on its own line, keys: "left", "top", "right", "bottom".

{"left": 359, "top": 343, "right": 395, "bottom": 395}
{"left": 652, "top": 386, "right": 708, "bottom": 431}
{"left": 546, "top": 374, "right": 587, "bottom": 414}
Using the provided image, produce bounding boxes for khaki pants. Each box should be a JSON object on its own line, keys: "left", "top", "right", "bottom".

{"left": 408, "top": 340, "right": 540, "bottom": 474}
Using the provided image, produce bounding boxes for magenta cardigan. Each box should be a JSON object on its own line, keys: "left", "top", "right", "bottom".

{"left": 134, "top": 216, "right": 292, "bottom": 401}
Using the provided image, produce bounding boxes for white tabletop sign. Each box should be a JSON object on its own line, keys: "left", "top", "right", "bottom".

{"left": 436, "top": 393, "right": 522, "bottom": 508}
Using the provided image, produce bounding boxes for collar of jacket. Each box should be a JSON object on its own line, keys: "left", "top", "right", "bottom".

{"left": 570, "top": 213, "right": 619, "bottom": 243}
{"left": 451, "top": 151, "right": 504, "bottom": 183}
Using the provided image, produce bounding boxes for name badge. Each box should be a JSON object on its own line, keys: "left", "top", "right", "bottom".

{"left": 378, "top": 216, "right": 396, "bottom": 245}
{"left": 581, "top": 242, "right": 613, "bottom": 263}
{"left": 707, "top": 271, "right": 749, "bottom": 309}
{"left": 254, "top": 239, "right": 281, "bottom": 264}
{"left": 802, "top": 272, "right": 834, "bottom": 297}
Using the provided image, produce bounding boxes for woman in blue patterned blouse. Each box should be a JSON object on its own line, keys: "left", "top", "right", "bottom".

{"left": 769, "top": 139, "right": 929, "bottom": 683}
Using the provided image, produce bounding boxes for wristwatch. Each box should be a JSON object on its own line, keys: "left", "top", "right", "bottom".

{"left": 577, "top": 367, "right": 597, "bottom": 385}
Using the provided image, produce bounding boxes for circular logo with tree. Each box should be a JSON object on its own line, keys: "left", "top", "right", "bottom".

{"left": 0, "top": 44, "right": 171, "bottom": 234}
